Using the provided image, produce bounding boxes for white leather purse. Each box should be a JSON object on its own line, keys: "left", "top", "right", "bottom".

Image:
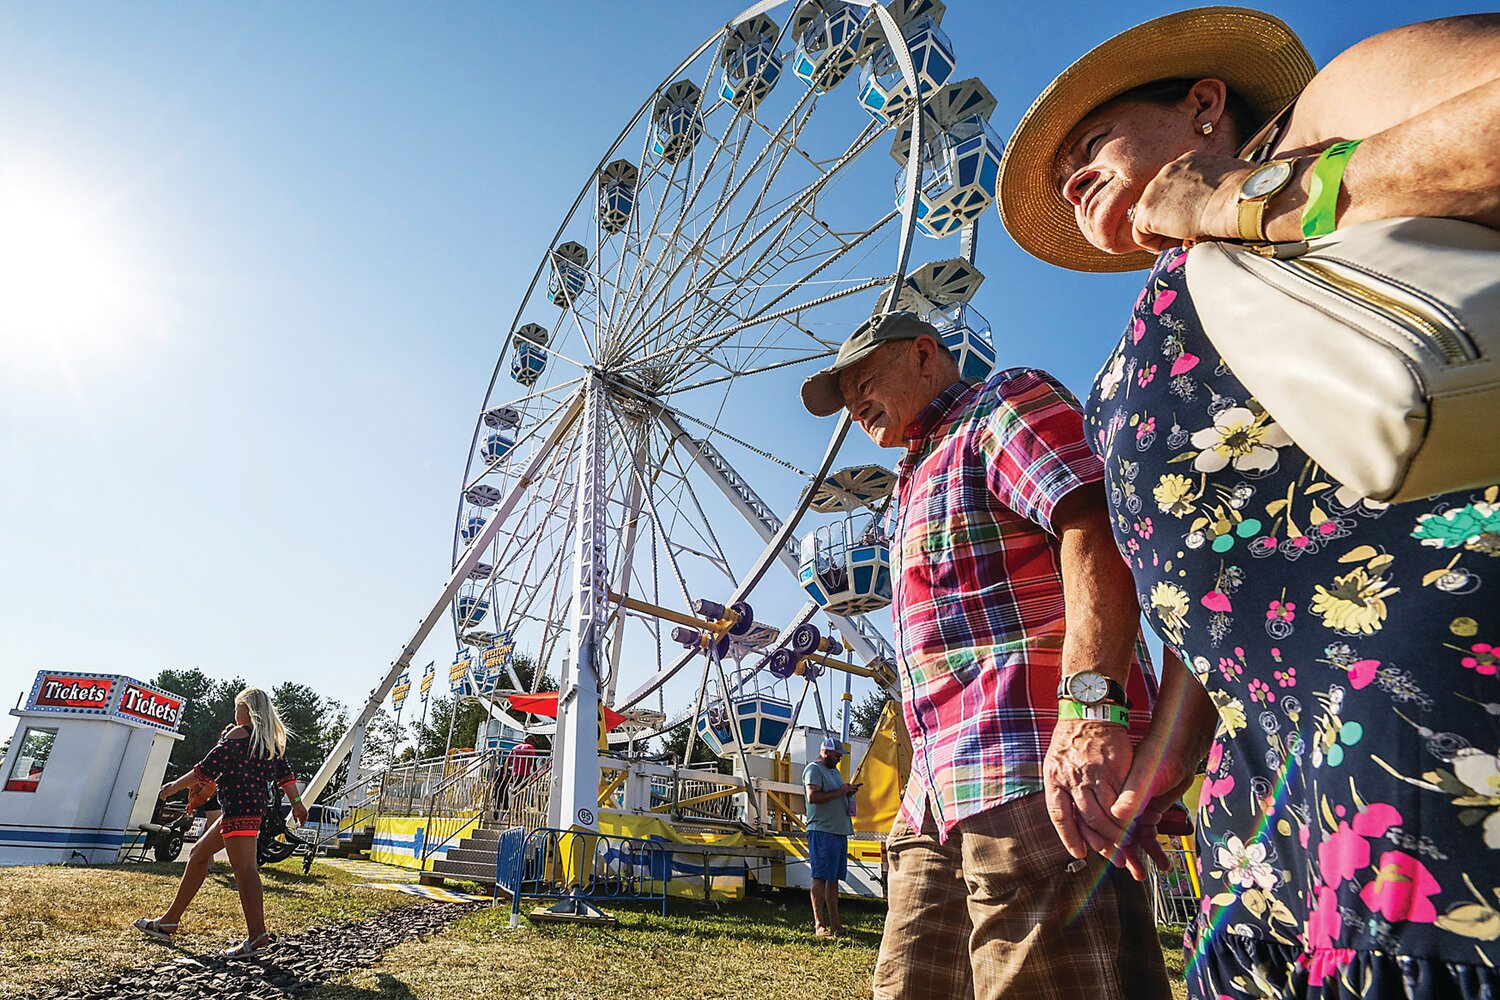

{"left": 1185, "top": 217, "right": 1500, "bottom": 502}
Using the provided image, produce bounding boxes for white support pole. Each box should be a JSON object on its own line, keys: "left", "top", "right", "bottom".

{"left": 300, "top": 391, "right": 585, "bottom": 805}
{"left": 549, "top": 376, "right": 608, "bottom": 832}
{"left": 342, "top": 721, "right": 368, "bottom": 811}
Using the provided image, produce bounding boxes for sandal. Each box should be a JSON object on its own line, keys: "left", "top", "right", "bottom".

{"left": 132, "top": 917, "right": 178, "bottom": 941}
{"left": 220, "top": 932, "right": 276, "bottom": 958}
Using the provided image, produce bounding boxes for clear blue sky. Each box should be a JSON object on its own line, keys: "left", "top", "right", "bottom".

{"left": 0, "top": 1, "right": 1478, "bottom": 744}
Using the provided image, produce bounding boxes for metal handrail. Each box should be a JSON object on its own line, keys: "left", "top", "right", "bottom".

{"left": 418, "top": 750, "right": 501, "bottom": 867}
{"left": 296, "top": 764, "right": 391, "bottom": 868}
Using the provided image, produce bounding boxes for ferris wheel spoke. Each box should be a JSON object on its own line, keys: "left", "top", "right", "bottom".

{"left": 614, "top": 81, "right": 824, "bottom": 358}
{"left": 662, "top": 348, "right": 836, "bottom": 396}
{"left": 639, "top": 212, "right": 894, "bottom": 389}
{"left": 610, "top": 122, "right": 881, "bottom": 368}
{"left": 484, "top": 457, "right": 573, "bottom": 593}
{"left": 660, "top": 271, "right": 889, "bottom": 368}
{"left": 650, "top": 425, "right": 736, "bottom": 584}
{"left": 463, "top": 385, "right": 583, "bottom": 492}
{"left": 663, "top": 220, "right": 900, "bottom": 386}
{"left": 613, "top": 117, "right": 754, "bottom": 345}
{"left": 604, "top": 120, "right": 699, "bottom": 352}
{"left": 602, "top": 395, "right": 697, "bottom": 613}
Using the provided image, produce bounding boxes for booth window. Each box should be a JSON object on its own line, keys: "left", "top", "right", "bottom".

{"left": 5, "top": 727, "right": 58, "bottom": 792}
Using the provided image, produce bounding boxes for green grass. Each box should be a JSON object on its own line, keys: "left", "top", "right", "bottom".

{"left": 314, "top": 893, "right": 887, "bottom": 1000}
{"left": 314, "top": 893, "right": 1190, "bottom": 1000}
{"left": 0, "top": 859, "right": 1190, "bottom": 1000}
{"left": 0, "top": 858, "right": 417, "bottom": 999}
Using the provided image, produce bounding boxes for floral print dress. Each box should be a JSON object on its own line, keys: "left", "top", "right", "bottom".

{"left": 1084, "top": 247, "right": 1500, "bottom": 999}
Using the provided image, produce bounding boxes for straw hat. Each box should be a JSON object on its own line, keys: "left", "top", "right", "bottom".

{"left": 997, "top": 6, "right": 1316, "bottom": 273}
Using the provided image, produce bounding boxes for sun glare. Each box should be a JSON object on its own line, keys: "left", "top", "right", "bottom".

{"left": 0, "top": 170, "right": 139, "bottom": 360}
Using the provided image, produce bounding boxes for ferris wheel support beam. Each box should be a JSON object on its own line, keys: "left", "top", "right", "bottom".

{"left": 602, "top": 427, "right": 650, "bottom": 705}
{"left": 549, "top": 376, "right": 610, "bottom": 832}
{"left": 302, "top": 389, "right": 585, "bottom": 806}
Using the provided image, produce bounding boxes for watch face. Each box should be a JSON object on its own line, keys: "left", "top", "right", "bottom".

{"left": 1066, "top": 672, "right": 1109, "bottom": 705}
{"left": 1240, "top": 161, "right": 1292, "bottom": 199}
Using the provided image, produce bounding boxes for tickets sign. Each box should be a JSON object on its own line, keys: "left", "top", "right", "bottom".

{"left": 34, "top": 674, "right": 114, "bottom": 710}
{"left": 117, "top": 682, "right": 184, "bottom": 729}
{"left": 24, "top": 670, "right": 185, "bottom": 732}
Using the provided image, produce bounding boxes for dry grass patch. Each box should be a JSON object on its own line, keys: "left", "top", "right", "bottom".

{"left": 316, "top": 896, "right": 1191, "bottom": 1000}
{"left": 316, "top": 893, "right": 886, "bottom": 1000}
{"left": 0, "top": 858, "right": 417, "bottom": 998}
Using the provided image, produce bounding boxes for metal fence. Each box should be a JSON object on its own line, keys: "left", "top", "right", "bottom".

{"left": 494, "top": 826, "right": 671, "bottom": 925}
{"left": 649, "top": 768, "right": 742, "bottom": 824}
{"left": 1150, "top": 842, "right": 1203, "bottom": 926}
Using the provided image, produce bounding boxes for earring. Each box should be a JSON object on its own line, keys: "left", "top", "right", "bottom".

{"left": 1200, "top": 121, "right": 1215, "bottom": 135}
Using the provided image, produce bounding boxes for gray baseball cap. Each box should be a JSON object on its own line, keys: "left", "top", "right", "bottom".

{"left": 800, "top": 311, "right": 944, "bottom": 417}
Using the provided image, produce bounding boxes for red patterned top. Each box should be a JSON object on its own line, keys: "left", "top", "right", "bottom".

{"left": 891, "top": 370, "right": 1156, "bottom": 840}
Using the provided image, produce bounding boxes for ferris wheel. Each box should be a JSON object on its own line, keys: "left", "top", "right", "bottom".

{"left": 306, "top": 0, "right": 1006, "bottom": 827}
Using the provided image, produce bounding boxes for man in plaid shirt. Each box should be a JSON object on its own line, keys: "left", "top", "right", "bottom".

{"left": 802, "top": 311, "right": 1172, "bottom": 1000}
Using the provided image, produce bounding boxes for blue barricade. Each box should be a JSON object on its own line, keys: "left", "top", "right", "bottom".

{"left": 493, "top": 825, "right": 672, "bottom": 921}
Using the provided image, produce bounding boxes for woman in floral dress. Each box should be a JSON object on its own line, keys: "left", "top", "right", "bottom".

{"left": 995, "top": 8, "right": 1500, "bottom": 999}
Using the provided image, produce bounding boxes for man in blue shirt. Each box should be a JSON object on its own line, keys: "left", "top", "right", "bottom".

{"left": 803, "top": 736, "right": 860, "bottom": 936}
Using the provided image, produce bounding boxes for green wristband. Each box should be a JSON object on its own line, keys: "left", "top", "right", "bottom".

{"left": 1057, "top": 699, "right": 1130, "bottom": 727}
{"left": 1300, "top": 140, "right": 1362, "bottom": 239}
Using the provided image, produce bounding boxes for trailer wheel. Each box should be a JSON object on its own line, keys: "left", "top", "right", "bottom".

{"left": 154, "top": 830, "right": 185, "bottom": 863}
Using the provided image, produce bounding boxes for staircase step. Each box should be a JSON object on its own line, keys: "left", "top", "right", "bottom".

{"left": 442, "top": 846, "right": 501, "bottom": 867}
{"left": 432, "top": 857, "right": 505, "bottom": 882}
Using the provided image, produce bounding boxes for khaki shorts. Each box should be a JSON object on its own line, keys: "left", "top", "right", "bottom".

{"left": 872, "top": 791, "right": 1170, "bottom": 1000}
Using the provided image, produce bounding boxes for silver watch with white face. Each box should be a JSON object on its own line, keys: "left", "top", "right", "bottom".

{"left": 1057, "top": 670, "right": 1128, "bottom": 707}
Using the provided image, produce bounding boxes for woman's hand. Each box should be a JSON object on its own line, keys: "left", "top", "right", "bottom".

{"left": 157, "top": 784, "right": 174, "bottom": 801}
{"left": 1130, "top": 151, "right": 1263, "bottom": 251}
{"left": 292, "top": 802, "right": 309, "bottom": 826}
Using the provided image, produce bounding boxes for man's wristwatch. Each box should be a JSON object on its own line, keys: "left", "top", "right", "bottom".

{"left": 1056, "top": 669, "right": 1130, "bottom": 708}
{"left": 1235, "top": 158, "right": 1296, "bottom": 242}
{"left": 1058, "top": 699, "right": 1131, "bottom": 726}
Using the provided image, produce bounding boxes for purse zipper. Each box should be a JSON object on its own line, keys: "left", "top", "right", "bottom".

{"left": 1287, "top": 258, "right": 1476, "bottom": 364}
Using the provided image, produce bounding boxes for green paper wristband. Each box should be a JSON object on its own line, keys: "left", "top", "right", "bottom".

{"left": 1300, "top": 140, "right": 1362, "bottom": 239}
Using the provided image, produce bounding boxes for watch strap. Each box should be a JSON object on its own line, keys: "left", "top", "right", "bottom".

{"left": 1058, "top": 700, "right": 1130, "bottom": 726}
{"left": 1237, "top": 197, "right": 1267, "bottom": 243}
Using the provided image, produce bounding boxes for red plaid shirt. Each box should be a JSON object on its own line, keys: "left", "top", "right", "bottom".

{"left": 891, "top": 370, "right": 1156, "bottom": 840}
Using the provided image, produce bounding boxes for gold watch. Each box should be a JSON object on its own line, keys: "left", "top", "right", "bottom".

{"left": 1235, "top": 159, "right": 1295, "bottom": 242}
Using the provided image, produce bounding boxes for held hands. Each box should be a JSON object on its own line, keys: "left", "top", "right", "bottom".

{"left": 1043, "top": 719, "right": 1146, "bottom": 877}
{"left": 1105, "top": 737, "right": 1203, "bottom": 871}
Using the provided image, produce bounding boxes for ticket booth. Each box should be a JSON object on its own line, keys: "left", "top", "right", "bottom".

{"left": 0, "top": 670, "right": 184, "bottom": 865}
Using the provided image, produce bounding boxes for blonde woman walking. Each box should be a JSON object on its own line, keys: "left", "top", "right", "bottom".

{"left": 135, "top": 687, "right": 308, "bottom": 956}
